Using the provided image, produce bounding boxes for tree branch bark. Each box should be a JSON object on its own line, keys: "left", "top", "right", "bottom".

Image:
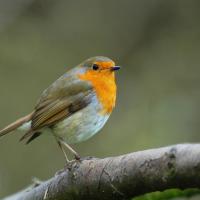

{"left": 3, "top": 144, "right": 200, "bottom": 200}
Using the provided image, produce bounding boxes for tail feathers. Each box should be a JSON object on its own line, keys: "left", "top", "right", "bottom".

{"left": 19, "top": 129, "right": 33, "bottom": 141}
{"left": 19, "top": 130, "right": 41, "bottom": 144}
{"left": 0, "top": 112, "right": 34, "bottom": 137}
{"left": 26, "top": 132, "right": 41, "bottom": 144}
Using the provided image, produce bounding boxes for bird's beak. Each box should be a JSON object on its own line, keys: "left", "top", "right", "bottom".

{"left": 111, "top": 66, "right": 121, "bottom": 71}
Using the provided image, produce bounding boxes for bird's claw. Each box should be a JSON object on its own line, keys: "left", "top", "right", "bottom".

{"left": 74, "top": 154, "right": 81, "bottom": 160}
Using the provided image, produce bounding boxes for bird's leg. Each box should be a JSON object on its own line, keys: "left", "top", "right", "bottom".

{"left": 57, "top": 140, "right": 70, "bottom": 162}
{"left": 60, "top": 140, "right": 81, "bottom": 160}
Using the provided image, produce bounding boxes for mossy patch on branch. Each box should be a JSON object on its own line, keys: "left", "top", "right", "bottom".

{"left": 133, "top": 188, "right": 200, "bottom": 200}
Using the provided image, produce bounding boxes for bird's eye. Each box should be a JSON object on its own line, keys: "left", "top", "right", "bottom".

{"left": 92, "top": 64, "right": 99, "bottom": 70}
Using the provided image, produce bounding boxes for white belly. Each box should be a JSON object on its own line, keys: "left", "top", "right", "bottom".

{"left": 52, "top": 103, "right": 110, "bottom": 144}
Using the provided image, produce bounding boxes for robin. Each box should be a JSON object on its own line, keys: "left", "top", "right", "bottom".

{"left": 0, "top": 56, "right": 120, "bottom": 162}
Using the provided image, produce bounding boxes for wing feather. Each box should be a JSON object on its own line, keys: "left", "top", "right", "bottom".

{"left": 31, "top": 84, "right": 93, "bottom": 130}
{"left": 31, "top": 99, "right": 70, "bottom": 129}
{"left": 21, "top": 68, "right": 94, "bottom": 143}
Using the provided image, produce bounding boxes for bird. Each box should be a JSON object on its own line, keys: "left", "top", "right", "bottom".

{"left": 0, "top": 56, "right": 120, "bottom": 162}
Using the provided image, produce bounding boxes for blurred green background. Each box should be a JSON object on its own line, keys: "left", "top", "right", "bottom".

{"left": 0, "top": 0, "right": 200, "bottom": 198}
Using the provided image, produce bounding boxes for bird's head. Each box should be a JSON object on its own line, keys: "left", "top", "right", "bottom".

{"left": 79, "top": 56, "right": 120, "bottom": 78}
{"left": 78, "top": 56, "right": 120, "bottom": 114}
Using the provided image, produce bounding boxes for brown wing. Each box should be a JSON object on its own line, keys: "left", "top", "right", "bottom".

{"left": 31, "top": 91, "right": 93, "bottom": 130}
{"left": 31, "top": 68, "right": 93, "bottom": 130}
{"left": 21, "top": 91, "right": 93, "bottom": 144}
{"left": 20, "top": 68, "right": 94, "bottom": 143}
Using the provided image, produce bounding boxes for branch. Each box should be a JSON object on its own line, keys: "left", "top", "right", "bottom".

{"left": 3, "top": 144, "right": 200, "bottom": 200}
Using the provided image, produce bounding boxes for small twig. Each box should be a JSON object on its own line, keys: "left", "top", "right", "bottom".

{"left": 43, "top": 187, "right": 49, "bottom": 200}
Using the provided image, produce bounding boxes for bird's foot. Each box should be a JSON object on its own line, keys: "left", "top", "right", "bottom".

{"left": 64, "top": 158, "right": 81, "bottom": 171}
{"left": 55, "top": 160, "right": 77, "bottom": 176}
{"left": 74, "top": 153, "right": 81, "bottom": 160}
{"left": 72, "top": 155, "right": 96, "bottom": 162}
{"left": 55, "top": 156, "right": 96, "bottom": 176}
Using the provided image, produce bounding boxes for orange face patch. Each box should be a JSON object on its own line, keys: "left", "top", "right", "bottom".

{"left": 78, "top": 67, "right": 117, "bottom": 115}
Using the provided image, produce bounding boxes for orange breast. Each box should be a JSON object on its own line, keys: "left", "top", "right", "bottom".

{"left": 78, "top": 71, "right": 117, "bottom": 114}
